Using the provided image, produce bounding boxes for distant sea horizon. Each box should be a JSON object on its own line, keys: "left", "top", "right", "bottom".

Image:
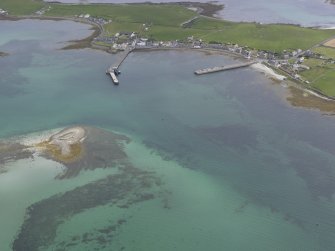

{"left": 44, "top": 0, "right": 335, "bottom": 28}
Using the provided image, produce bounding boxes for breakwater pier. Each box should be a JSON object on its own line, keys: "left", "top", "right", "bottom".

{"left": 195, "top": 61, "right": 256, "bottom": 75}
{"left": 106, "top": 48, "right": 133, "bottom": 84}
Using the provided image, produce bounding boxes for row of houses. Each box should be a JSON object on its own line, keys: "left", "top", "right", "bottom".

{"left": 94, "top": 29, "right": 335, "bottom": 83}
{"left": 77, "top": 14, "right": 112, "bottom": 26}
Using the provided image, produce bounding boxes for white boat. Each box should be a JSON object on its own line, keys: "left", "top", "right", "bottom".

{"left": 109, "top": 72, "right": 119, "bottom": 85}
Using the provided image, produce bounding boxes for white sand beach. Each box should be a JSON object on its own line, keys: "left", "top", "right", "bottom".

{"left": 251, "top": 63, "right": 287, "bottom": 81}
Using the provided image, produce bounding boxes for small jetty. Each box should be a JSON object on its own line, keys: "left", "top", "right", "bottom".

{"left": 195, "top": 61, "right": 256, "bottom": 75}
{"left": 106, "top": 48, "right": 133, "bottom": 85}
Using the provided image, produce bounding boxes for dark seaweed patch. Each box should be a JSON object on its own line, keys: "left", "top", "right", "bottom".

{"left": 0, "top": 142, "right": 33, "bottom": 167}
{"left": 12, "top": 163, "right": 160, "bottom": 251}
{"left": 234, "top": 200, "right": 249, "bottom": 213}
{"left": 196, "top": 124, "right": 258, "bottom": 152}
{"left": 55, "top": 218, "right": 127, "bottom": 250}
{"left": 287, "top": 147, "right": 335, "bottom": 199}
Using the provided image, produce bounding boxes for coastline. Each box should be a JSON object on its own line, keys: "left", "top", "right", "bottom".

{"left": 0, "top": 14, "right": 103, "bottom": 50}
{"left": 119, "top": 46, "right": 335, "bottom": 103}
{"left": 1, "top": 4, "right": 335, "bottom": 107}
{"left": 131, "top": 47, "right": 335, "bottom": 103}
{"left": 3, "top": 4, "right": 335, "bottom": 251}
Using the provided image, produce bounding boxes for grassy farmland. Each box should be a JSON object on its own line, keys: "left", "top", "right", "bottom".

{"left": 1, "top": 0, "right": 335, "bottom": 96}
{"left": 313, "top": 46, "right": 335, "bottom": 58}
{"left": 0, "top": 0, "right": 44, "bottom": 15}
{"left": 46, "top": 4, "right": 335, "bottom": 52}
{"left": 43, "top": 3, "right": 335, "bottom": 52}
{"left": 189, "top": 17, "right": 335, "bottom": 51}
{"left": 300, "top": 47, "right": 335, "bottom": 96}
{"left": 1, "top": 1, "right": 335, "bottom": 52}
{"left": 46, "top": 4, "right": 196, "bottom": 27}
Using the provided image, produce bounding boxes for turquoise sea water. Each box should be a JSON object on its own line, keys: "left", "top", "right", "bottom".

{"left": 2, "top": 20, "right": 335, "bottom": 250}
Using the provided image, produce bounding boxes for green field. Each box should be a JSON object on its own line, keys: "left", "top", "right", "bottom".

{"left": 309, "top": 68, "right": 335, "bottom": 97}
{"left": 104, "top": 15, "right": 335, "bottom": 52}
{"left": 1, "top": 1, "right": 335, "bottom": 52}
{"left": 0, "top": 0, "right": 45, "bottom": 15}
{"left": 46, "top": 4, "right": 196, "bottom": 27}
{"left": 300, "top": 47, "right": 335, "bottom": 96}
{"left": 2, "top": 0, "right": 335, "bottom": 96}
{"left": 313, "top": 46, "right": 335, "bottom": 59}
{"left": 190, "top": 17, "right": 335, "bottom": 51}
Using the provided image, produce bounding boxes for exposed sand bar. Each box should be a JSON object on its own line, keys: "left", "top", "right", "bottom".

{"left": 17, "top": 128, "right": 64, "bottom": 148}
{"left": 49, "top": 127, "right": 86, "bottom": 155}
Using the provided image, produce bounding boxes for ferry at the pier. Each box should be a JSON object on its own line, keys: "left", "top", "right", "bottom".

{"left": 109, "top": 72, "right": 119, "bottom": 85}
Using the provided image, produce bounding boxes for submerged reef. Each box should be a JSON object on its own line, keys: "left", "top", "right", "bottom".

{"left": 2, "top": 126, "right": 164, "bottom": 250}
{"left": 12, "top": 164, "right": 160, "bottom": 251}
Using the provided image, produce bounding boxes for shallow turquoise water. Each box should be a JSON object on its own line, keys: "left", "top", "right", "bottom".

{"left": 2, "top": 19, "right": 335, "bottom": 250}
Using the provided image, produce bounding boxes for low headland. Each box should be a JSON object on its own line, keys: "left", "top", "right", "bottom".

{"left": 1, "top": 0, "right": 335, "bottom": 102}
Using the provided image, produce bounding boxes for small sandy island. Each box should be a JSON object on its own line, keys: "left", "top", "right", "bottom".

{"left": 33, "top": 126, "right": 86, "bottom": 165}
{"left": 251, "top": 63, "right": 287, "bottom": 81}
{"left": 46, "top": 127, "right": 85, "bottom": 154}
{"left": 0, "top": 126, "right": 130, "bottom": 178}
